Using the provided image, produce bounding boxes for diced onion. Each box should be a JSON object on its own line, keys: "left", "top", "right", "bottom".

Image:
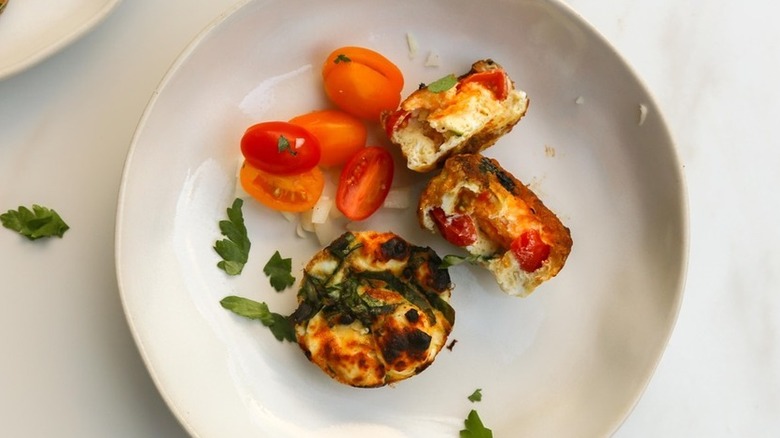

{"left": 296, "top": 222, "right": 309, "bottom": 239}
{"left": 279, "top": 211, "right": 298, "bottom": 223}
{"left": 383, "top": 186, "right": 411, "bottom": 209}
{"left": 300, "top": 209, "right": 314, "bottom": 232}
{"left": 424, "top": 52, "right": 440, "bottom": 67}
{"left": 314, "top": 217, "right": 348, "bottom": 246}
{"left": 638, "top": 104, "right": 648, "bottom": 126}
{"left": 310, "top": 195, "right": 333, "bottom": 224}
{"left": 406, "top": 32, "right": 418, "bottom": 59}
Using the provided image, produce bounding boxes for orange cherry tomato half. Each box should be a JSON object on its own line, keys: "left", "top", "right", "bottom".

{"left": 239, "top": 160, "right": 325, "bottom": 212}
{"left": 336, "top": 146, "right": 394, "bottom": 221}
{"left": 322, "top": 46, "right": 404, "bottom": 122}
{"left": 288, "top": 110, "right": 367, "bottom": 167}
{"left": 240, "top": 121, "right": 321, "bottom": 175}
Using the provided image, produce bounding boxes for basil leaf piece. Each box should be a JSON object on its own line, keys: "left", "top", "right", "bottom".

{"left": 459, "top": 410, "right": 493, "bottom": 438}
{"left": 220, "top": 296, "right": 296, "bottom": 342}
{"left": 468, "top": 388, "right": 483, "bottom": 402}
{"left": 214, "top": 198, "right": 250, "bottom": 275}
{"left": 263, "top": 250, "right": 296, "bottom": 291}
{"left": 441, "top": 254, "right": 486, "bottom": 268}
{"left": 1, "top": 204, "right": 69, "bottom": 240}
{"left": 427, "top": 74, "right": 457, "bottom": 93}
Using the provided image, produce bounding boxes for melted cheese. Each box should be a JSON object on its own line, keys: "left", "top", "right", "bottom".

{"left": 293, "top": 231, "right": 454, "bottom": 387}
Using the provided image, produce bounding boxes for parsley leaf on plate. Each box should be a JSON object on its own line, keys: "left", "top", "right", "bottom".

{"left": 460, "top": 409, "right": 493, "bottom": 438}
{"left": 263, "top": 250, "right": 296, "bottom": 291}
{"left": 214, "top": 198, "right": 250, "bottom": 275}
{"left": 220, "top": 296, "right": 296, "bottom": 342}
{"left": 427, "top": 73, "right": 457, "bottom": 93}
{"left": 468, "top": 388, "right": 483, "bottom": 402}
{"left": 1, "top": 204, "right": 69, "bottom": 240}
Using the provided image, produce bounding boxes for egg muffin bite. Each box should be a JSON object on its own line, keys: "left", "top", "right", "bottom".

{"left": 290, "top": 231, "right": 455, "bottom": 387}
{"left": 382, "top": 59, "right": 529, "bottom": 172}
{"left": 418, "top": 154, "right": 572, "bottom": 296}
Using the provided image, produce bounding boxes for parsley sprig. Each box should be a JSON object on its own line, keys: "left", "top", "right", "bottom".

{"left": 220, "top": 296, "right": 295, "bottom": 342}
{"left": 277, "top": 135, "right": 296, "bottom": 155}
{"left": 214, "top": 198, "right": 251, "bottom": 275}
{"left": 263, "top": 250, "right": 296, "bottom": 291}
{"left": 460, "top": 389, "right": 492, "bottom": 437}
{"left": 1, "top": 204, "right": 69, "bottom": 240}
{"left": 460, "top": 410, "right": 493, "bottom": 438}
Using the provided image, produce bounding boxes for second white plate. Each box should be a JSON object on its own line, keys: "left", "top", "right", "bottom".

{"left": 0, "top": 0, "right": 121, "bottom": 80}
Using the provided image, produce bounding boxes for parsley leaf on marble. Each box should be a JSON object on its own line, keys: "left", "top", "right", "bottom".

{"left": 219, "top": 296, "right": 295, "bottom": 342}
{"left": 460, "top": 409, "right": 493, "bottom": 438}
{"left": 214, "top": 198, "right": 251, "bottom": 275}
{"left": 1, "top": 204, "right": 69, "bottom": 240}
{"left": 263, "top": 250, "right": 296, "bottom": 291}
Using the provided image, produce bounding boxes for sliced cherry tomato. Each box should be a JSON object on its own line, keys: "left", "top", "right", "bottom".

{"left": 289, "top": 110, "right": 367, "bottom": 167}
{"left": 382, "top": 109, "right": 410, "bottom": 138}
{"left": 322, "top": 47, "right": 404, "bottom": 121}
{"left": 511, "top": 229, "right": 551, "bottom": 272}
{"left": 239, "top": 160, "right": 324, "bottom": 212}
{"left": 429, "top": 207, "right": 478, "bottom": 247}
{"left": 240, "top": 121, "right": 321, "bottom": 175}
{"left": 336, "top": 147, "right": 394, "bottom": 221}
{"left": 460, "top": 70, "right": 509, "bottom": 100}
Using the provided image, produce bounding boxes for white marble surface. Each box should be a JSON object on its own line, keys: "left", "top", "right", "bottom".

{"left": 0, "top": 0, "right": 777, "bottom": 436}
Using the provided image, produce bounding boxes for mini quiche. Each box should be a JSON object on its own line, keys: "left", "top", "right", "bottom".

{"left": 290, "top": 231, "right": 455, "bottom": 387}
{"left": 418, "top": 154, "right": 572, "bottom": 296}
{"left": 382, "top": 59, "right": 529, "bottom": 172}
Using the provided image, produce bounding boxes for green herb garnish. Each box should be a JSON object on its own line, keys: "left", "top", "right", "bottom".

{"left": 468, "top": 388, "right": 483, "bottom": 402}
{"left": 427, "top": 73, "right": 457, "bottom": 93}
{"left": 214, "top": 198, "right": 250, "bottom": 275}
{"left": 334, "top": 54, "right": 351, "bottom": 63}
{"left": 1, "top": 204, "right": 69, "bottom": 240}
{"left": 442, "top": 253, "right": 486, "bottom": 268}
{"left": 263, "top": 250, "right": 296, "bottom": 291}
{"left": 277, "top": 135, "right": 296, "bottom": 155}
{"left": 220, "top": 296, "right": 295, "bottom": 342}
{"left": 460, "top": 409, "right": 493, "bottom": 438}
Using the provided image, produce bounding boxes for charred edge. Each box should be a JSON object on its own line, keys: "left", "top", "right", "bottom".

{"left": 380, "top": 236, "right": 411, "bottom": 261}
{"left": 381, "top": 328, "right": 433, "bottom": 364}
{"left": 478, "top": 156, "right": 516, "bottom": 192}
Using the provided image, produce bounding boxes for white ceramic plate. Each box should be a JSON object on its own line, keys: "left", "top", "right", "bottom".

{"left": 116, "top": 0, "right": 688, "bottom": 436}
{"left": 0, "top": 0, "right": 121, "bottom": 80}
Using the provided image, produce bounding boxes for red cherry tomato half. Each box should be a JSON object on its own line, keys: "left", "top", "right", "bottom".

{"left": 511, "top": 229, "right": 551, "bottom": 272}
{"left": 336, "top": 147, "right": 394, "bottom": 221}
{"left": 429, "top": 207, "right": 478, "bottom": 247}
{"left": 460, "top": 70, "right": 509, "bottom": 100}
{"left": 382, "top": 109, "right": 410, "bottom": 139}
{"left": 240, "top": 121, "right": 321, "bottom": 175}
